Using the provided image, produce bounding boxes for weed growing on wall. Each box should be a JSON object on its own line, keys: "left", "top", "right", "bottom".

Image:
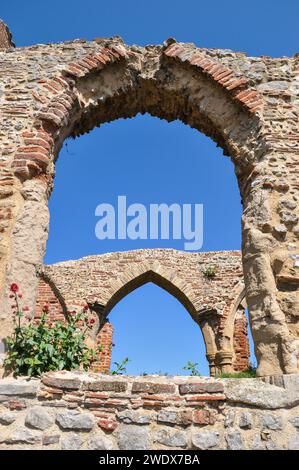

{"left": 4, "top": 283, "right": 99, "bottom": 377}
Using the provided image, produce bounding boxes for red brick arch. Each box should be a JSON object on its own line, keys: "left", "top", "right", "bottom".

{"left": 0, "top": 34, "right": 298, "bottom": 377}
{"left": 36, "top": 249, "right": 249, "bottom": 375}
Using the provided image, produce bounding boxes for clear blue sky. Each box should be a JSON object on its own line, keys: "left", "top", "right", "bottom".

{"left": 2, "top": 1, "right": 297, "bottom": 375}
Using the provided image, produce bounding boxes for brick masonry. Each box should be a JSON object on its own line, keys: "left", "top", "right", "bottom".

{"left": 0, "top": 24, "right": 297, "bottom": 377}
{"left": 35, "top": 249, "right": 250, "bottom": 375}
{"left": 0, "top": 371, "right": 299, "bottom": 450}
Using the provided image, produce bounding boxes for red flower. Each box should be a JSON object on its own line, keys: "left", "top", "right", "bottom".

{"left": 10, "top": 283, "right": 19, "bottom": 293}
{"left": 83, "top": 304, "right": 89, "bottom": 312}
{"left": 89, "top": 318, "right": 95, "bottom": 325}
{"left": 18, "top": 293, "right": 23, "bottom": 299}
{"left": 42, "top": 304, "right": 49, "bottom": 313}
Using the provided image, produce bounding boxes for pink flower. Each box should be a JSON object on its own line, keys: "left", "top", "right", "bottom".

{"left": 42, "top": 304, "right": 49, "bottom": 313}
{"left": 23, "top": 306, "right": 30, "bottom": 312}
{"left": 18, "top": 293, "right": 23, "bottom": 299}
{"left": 10, "top": 283, "right": 19, "bottom": 293}
{"left": 83, "top": 304, "right": 89, "bottom": 312}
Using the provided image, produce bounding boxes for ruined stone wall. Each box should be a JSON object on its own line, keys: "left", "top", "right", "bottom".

{"left": 0, "top": 371, "right": 298, "bottom": 450}
{"left": 0, "top": 22, "right": 297, "bottom": 376}
{"left": 34, "top": 249, "right": 250, "bottom": 375}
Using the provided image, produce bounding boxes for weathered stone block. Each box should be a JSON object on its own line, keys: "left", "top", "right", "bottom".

{"left": 0, "top": 379, "right": 38, "bottom": 396}
{"left": 192, "top": 431, "right": 220, "bottom": 450}
{"left": 25, "top": 406, "right": 54, "bottom": 430}
{"left": 42, "top": 434, "right": 60, "bottom": 445}
{"left": 179, "top": 382, "right": 224, "bottom": 395}
{"left": 61, "top": 433, "right": 82, "bottom": 450}
{"left": 56, "top": 410, "right": 95, "bottom": 431}
{"left": 118, "top": 424, "right": 150, "bottom": 450}
{"left": 4, "top": 427, "right": 41, "bottom": 444}
{"left": 132, "top": 382, "right": 175, "bottom": 394}
{"left": 0, "top": 411, "right": 16, "bottom": 425}
{"left": 88, "top": 433, "right": 114, "bottom": 450}
{"left": 239, "top": 411, "right": 253, "bottom": 429}
{"left": 117, "top": 410, "right": 151, "bottom": 424}
{"left": 154, "top": 428, "right": 188, "bottom": 448}
{"left": 226, "top": 430, "right": 244, "bottom": 450}
{"left": 260, "top": 414, "right": 283, "bottom": 430}
{"left": 85, "top": 380, "right": 127, "bottom": 393}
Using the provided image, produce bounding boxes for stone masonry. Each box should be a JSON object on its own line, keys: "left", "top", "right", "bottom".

{"left": 0, "top": 20, "right": 298, "bottom": 376}
{"left": 0, "top": 371, "right": 299, "bottom": 450}
{"left": 35, "top": 249, "right": 249, "bottom": 375}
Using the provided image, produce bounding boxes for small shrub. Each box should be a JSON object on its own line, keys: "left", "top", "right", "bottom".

{"left": 203, "top": 265, "right": 217, "bottom": 278}
{"left": 111, "top": 357, "right": 130, "bottom": 375}
{"left": 4, "top": 283, "right": 99, "bottom": 377}
{"left": 183, "top": 361, "right": 201, "bottom": 376}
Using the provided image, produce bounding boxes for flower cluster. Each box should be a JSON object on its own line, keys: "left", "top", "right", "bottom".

{"left": 4, "top": 283, "right": 100, "bottom": 378}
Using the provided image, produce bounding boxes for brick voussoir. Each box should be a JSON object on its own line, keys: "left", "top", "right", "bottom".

{"left": 164, "top": 44, "right": 262, "bottom": 113}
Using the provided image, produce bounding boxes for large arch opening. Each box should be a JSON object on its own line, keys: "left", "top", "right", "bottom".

{"left": 5, "top": 39, "right": 290, "bottom": 377}
{"left": 108, "top": 282, "right": 208, "bottom": 376}
{"left": 41, "top": 112, "right": 253, "bottom": 376}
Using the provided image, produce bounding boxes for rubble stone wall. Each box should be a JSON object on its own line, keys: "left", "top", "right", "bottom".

{"left": 0, "top": 20, "right": 297, "bottom": 376}
{"left": 0, "top": 371, "right": 299, "bottom": 450}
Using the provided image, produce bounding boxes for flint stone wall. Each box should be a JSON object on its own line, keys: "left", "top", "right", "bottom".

{"left": 0, "top": 21, "right": 298, "bottom": 376}
{"left": 0, "top": 371, "right": 299, "bottom": 450}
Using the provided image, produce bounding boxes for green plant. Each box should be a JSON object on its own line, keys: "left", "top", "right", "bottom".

{"left": 111, "top": 357, "right": 130, "bottom": 375}
{"left": 4, "top": 283, "right": 98, "bottom": 378}
{"left": 183, "top": 361, "right": 201, "bottom": 376}
{"left": 203, "top": 265, "right": 217, "bottom": 278}
{"left": 216, "top": 366, "right": 257, "bottom": 379}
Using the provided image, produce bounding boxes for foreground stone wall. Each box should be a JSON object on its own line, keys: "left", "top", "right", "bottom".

{"left": 35, "top": 249, "right": 249, "bottom": 375}
{"left": 0, "top": 371, "right": 299, "bottom": 450}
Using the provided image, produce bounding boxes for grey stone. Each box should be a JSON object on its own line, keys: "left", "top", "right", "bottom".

{"left": 42, "top": 373, "right": 81, "bottom": 391}
{"left": 280, "top": 212, "right": 298, "bottom": 225}
{"left": 88, "top": 433, "right": 114, "bottom": 450}
{"left": 224, "top": 379, "right": 299, "bottom": 409}
{"left": 226, "top": 430, "right": 244, "bottom": 450}
{"left": 157, "top": 410, "right": 177, "bottom": 425}
{"left": 56, "top": 410, "right": 95, "bottom": 431}
{"left": 61, "top": 433, "right": 82, "bottom": 450}
{"left": 288, "top": 433, "right": 299, "bottom": 450}
{"left": 224, "top": 410, "right": 235, "bottom": 428}
{"left": 250, "top": 434, "right": 264, "bottom": 450}
{"left": 0, "top": 379, "right": 39, "bottom": 396}
{"left": 25, "top": 406, "right": 54, "bottom": 430}
{"left": 274, "top": 224, "right": 287, "bottom": 236}
{"left": 289, "top": 416, "right": 299, "bottom": 428}
{"left": 118, "top": 424, "right": 150, "bottom": 450}
{"left": 117, "top": 410, "right": 151, "bottom": 425}
{"left": 42, "top": 434, "right": 60, "bottom": 445}
{"left": 154, "top": 429, "right": 188, "bottom": 448}
{"left": 258, "top": 81, "right": 289, "bottom": 91}
{"left": 5, "top": 427, "right": 41, "bottom": 444}
{"left": 192, "top": 431, "right": 220, "bottom": 450}
{"left": 266, "top": 441, "right": 278, "bottom": 450}
{"left": 0, "top": 411, "right": 16, "bottom": 425}
{"left": 239, "top": 412, "right": 253, "bottom": 429}
{"left": 260, "top": 414, "right": 283, "bottom": 430}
